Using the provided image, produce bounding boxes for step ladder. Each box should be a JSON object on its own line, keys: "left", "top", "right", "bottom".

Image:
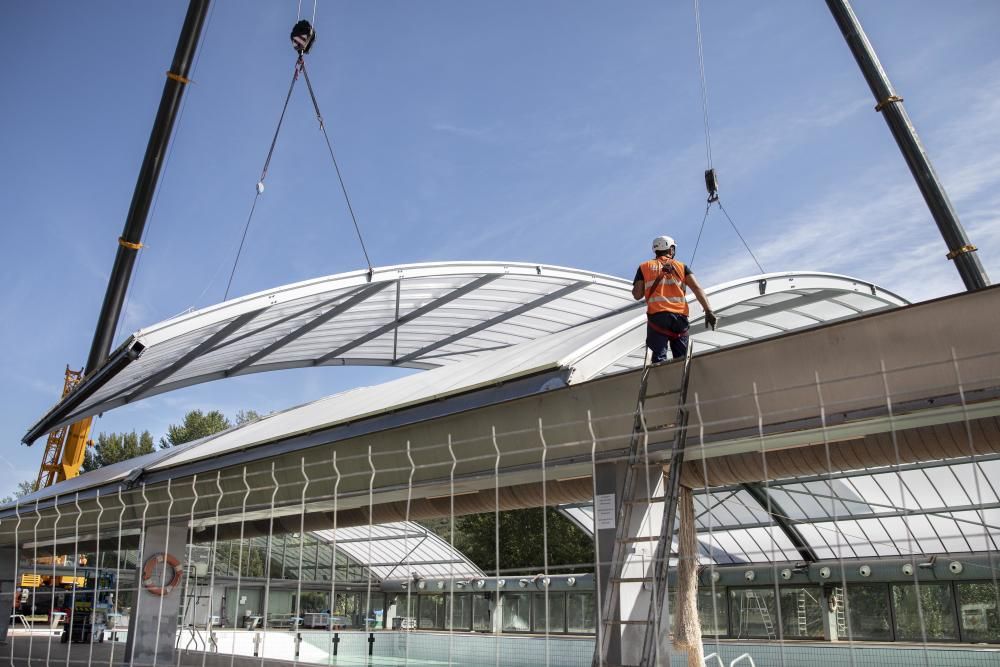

{"left": 796, "top": 590, "right": 808, "bottom": 636}
{"left": 594, "top": 345, "right": 695, "bottom": 667}
{"left": 744, "top": 590, "right": 776, "bottom": 640}
{"left": 833, "top": 587, "right": 848, "bottom": 638}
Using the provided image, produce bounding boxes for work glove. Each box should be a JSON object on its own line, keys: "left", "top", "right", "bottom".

{"left": 705, "top": 310, "right": 718, "bottom": 331}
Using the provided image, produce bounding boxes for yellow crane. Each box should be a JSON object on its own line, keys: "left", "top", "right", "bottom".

{"left": 34, "top": 368, "right": 92, "bottom": 488}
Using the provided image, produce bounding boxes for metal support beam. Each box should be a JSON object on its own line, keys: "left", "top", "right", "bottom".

{"left": 227, "top": 282, "right": 390, "bottom": 375}
{"left": 315, "top": 274, "right": 501, "bottom": 365}
{"left": 741, "top": 482, "right": 819, "bottom": 562}
{"left": 394, "top": 281, "right": 589, "bottom": 365}
{"left": 826, "top": 0, "right": 989, "bottom": 291}
{"left": 121, "top": 309, "right": 265, "bottom": 403}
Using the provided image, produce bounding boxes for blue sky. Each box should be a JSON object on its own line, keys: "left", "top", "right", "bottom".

{"left": 1, "top": 1, "right": 998, "bottom": 497}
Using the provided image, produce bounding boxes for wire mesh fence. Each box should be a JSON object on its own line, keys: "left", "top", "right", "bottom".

{"left": 2, "top": 347, "right": 999, "bottom": 667}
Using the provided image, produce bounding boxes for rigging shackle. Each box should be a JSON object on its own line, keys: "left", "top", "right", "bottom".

{"left": 291, "top": 20, "right": 316, "bottom": 54}
{"left": 704, "top": 168, "right": 719, "bottom": 203}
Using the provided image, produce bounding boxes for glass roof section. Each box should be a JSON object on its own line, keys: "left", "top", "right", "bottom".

{"left": 559, "top": 456, "right": 1000, "bottom": 565}
{"left": 311, "top": 521, "right": 484, "bottom": 580}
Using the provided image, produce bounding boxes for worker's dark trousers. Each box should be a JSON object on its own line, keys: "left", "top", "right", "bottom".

{"left": 646, "top": 312, "right": 689, "bottom": 363}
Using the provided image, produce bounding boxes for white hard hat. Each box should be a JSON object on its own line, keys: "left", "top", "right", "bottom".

{"left": 652, "top": 236, "right": 676, "bottom": 252}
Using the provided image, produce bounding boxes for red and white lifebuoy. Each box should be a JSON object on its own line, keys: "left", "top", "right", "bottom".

{"left": 141, "top": 552, "right": 182, "bottom": 597}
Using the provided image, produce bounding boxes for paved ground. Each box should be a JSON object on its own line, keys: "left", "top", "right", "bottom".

{"left": 1, "top": 635, "right": 448, "bottom": 667}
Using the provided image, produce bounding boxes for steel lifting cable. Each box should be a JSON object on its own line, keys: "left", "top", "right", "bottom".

{"left": 718, "top": 200, "right": 764, "bottom": 274}
{"left": 224, "top": 11, "right": 374, "bottom": 299}
{"left": 688, "top": 0, "right": 765, "bottom": 275}
{"left": 299, "top": 58, "right": 374, "bottom": 272}
{"left": 693, "top": 0, "right": 713, "bottom": 171}
{"left": 224, "top": 58, "right": 302, "bottom": 301}
{"left": 688, "top": 200, "right": 713, "bottom": 269}
{"left": 297, "top": 0, "right": 317, "bottom": 25}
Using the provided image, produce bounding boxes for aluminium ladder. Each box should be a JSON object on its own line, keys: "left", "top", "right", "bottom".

{"left": 796, "top": 590, "right": 808, "bottom": 636}
{"left": 594, "top": 345, "right": 695, "bottom": 667}
{"left": 833, "top": 587, "right": 848, "bottom": 638}
{"left": 743, "top": 590, "right": 776, "bottom": 640}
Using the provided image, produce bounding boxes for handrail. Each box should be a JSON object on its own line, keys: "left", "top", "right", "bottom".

{"left": 704, "top": 653, "right": 725, "bottom": 667}
{"left": 730, "top": 653, "right": 756, "bottom": 667}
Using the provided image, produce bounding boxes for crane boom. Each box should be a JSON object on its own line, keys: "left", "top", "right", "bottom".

{"left": 33, "top": 0, "right": 211, "bottom": 489}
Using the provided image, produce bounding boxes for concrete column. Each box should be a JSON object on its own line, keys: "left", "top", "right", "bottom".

{"left": 595, "top": 461, "right": 667, "bottom": 666}
{"left": 593, "top": 462, "right": 623, "bottom": 665}
{"left": 124, "top": 523, "right": 188, "bottom": 667}
{"left": 0, "top": 546, "right": 15, "bottom": 644}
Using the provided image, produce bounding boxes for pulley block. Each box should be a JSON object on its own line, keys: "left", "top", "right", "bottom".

{"left": 291, "top": 20, "right": 316, "bottom": 54}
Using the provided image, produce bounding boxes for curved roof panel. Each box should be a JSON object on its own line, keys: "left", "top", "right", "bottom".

{"left": 312, "top": 522, "right": 485, "bottom": 580}
{"left": 23, "top": 266, "right": 906, "bottom": 444}
{"left": 24, "top": 262, "right": 637, "bottom": 442}
{"left": 593, "top": 271, "right": 908, "bottom": 375}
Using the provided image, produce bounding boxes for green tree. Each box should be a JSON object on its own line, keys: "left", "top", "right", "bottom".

{"left": 81, "top": 430, "right": 155, "bottom": 472}
{"left": 1, "top": 479, "right": 36, "bottom": 504}
{"left": 159, "top": 409, "right": 231, "bottom": 449}
{"left": 426, "top": 508, "right": 594, "bottom": 575}
{"left": 235, "top": 409, "right": 263, "bottom": 425}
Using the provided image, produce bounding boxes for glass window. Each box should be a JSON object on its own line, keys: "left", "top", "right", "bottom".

{"left": 472, "top": 594, "right": 493, "bottom": 632}
{"left": 448, "top": 594, "right": 473, "bottom": 630}
{"left": 418, "top": 594, "right": 446, "bottom": 629}
{"left": 396, "top": 592, "right": 418, "bottom": 620}
{"left": 730, "top": 588, "right": 778, "bottom": 639}
{"left": 697, "top": 588, "right": 728, "bottom": 638}
{"left": 531, "top": 593, "right": 566, "bottom": 633}
{"left": 844, "top": 584, "right": 892, "bottom": 641}
{"left": 295, "top": 591, "right": 328, "bottom": 614}
{"left": 892, "top": 583, "right": 958, "bottom": 641}
{"left": 502, "top": 593, "right": 530, "bottom": 632}
{"left": 567, "top": 592, "right": 595, "bottom": 634}
{"left": 365, "top": 593, "right": 387, "bottom": 629}
{"left": 780, "top": 587, "right": 823, "bottom": 639}
{"left": 266, "top": 590, "right": 293, "bottom": 617}
{"left": 957, "top": 582, "right": 1000, "bottom": 643}
{"left": 333, "top": 591, "right": 363, "bottom": 627}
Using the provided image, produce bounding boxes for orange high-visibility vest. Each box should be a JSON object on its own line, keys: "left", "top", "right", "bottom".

{"left": 639, "top": 257, "right": 690, "bottom": 316}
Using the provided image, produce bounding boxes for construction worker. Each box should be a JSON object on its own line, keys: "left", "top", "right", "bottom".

{"left": 632, "top": 236, "right": 717, "bottom": 363}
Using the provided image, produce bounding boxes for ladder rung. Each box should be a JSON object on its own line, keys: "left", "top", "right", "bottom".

{"left": 602, "top": 619, "right": 652, "bottom": 626}
{"left": 643, "top": 389, "right": 681, "bottom": 400}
